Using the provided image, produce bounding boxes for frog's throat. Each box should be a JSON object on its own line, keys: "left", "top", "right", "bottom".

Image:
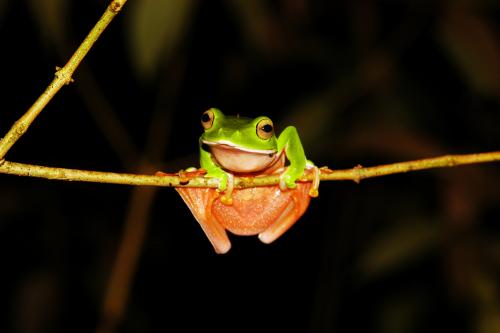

{"left": 203, "top": 140, "right": 281, "bottom": 173}
{"left": 202, "top": 140, "right": 276, "bottom": 155}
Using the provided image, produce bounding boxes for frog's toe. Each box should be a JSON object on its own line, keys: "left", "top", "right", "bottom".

{"left": 279, "top": 173, "right": 297, "bottom": 190}
{"left": 217, "top": 181, "right": 227, "bottom": 192}
{"left": 287, "top": 179, "right": 297, "bottom": 189}
{"left": 279, "top": 175, "right": 287, "bottom": 191}
{"left": 309, "top": 165, "right": 320, "bottom": 197}
{"left": 214, "top": 172, "right": 228, "bottom": 192}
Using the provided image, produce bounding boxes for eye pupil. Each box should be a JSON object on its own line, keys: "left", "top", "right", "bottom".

{"left": 201, "top": 113, "right": 210, "bottom": 123}
{"left": 262, "top": 124, "right": 273, "bottom": 133}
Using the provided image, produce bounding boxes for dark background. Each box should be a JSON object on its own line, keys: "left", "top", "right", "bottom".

{"left": 1, "top": 1, "right": 500, "bottom": 332}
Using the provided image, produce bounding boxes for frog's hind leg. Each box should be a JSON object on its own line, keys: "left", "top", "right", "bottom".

{"left": 258, "top": 184, "right": 311, "bottom": 244}
{"left": 176, "top": 188, "right": 231, "bottom": 254}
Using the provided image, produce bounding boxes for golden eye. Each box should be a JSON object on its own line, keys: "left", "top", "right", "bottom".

{"left": 256, "top": 118, "right": 274, "bottom": 140}
{"left": 201, "top": 109, "right": 215, "bottom": 130}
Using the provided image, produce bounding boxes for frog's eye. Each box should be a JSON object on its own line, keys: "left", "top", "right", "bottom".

{"left": 201, "top": 109, "right": 215, "bottom": 130}
{"left": 256, "top": 118, "right": 274, "bottom": 140}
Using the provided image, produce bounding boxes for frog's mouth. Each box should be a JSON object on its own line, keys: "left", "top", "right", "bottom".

{"left": 202, "top": 140, "right": 280, "bottom": 173}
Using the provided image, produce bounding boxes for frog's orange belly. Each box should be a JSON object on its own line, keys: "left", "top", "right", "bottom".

{"left": 211, "top": 184, "right": 310, "bottom": 235}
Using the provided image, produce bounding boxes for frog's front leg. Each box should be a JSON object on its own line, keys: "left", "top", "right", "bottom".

{"left": 200, "top": 141, "right": 235, "bottom": 204}
{"left": 277, "top": 126, "right": 307, "bottom": 189}
{"left": 200, "top": 140, "right": 230, "bottom": 191}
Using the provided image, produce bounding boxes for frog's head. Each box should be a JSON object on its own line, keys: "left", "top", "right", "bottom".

{"left": 200, "top": 108, "right": 280, "bottom": 173}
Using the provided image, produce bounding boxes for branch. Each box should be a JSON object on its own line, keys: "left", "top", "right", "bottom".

{"left": 0, "top": 0, "right": 126, "bottom": 160}
{"left": 0, "top": 151, "right": 499, "bottom": 188}
{"left": 322, "top": 151, "right": 500, "bottom": 183}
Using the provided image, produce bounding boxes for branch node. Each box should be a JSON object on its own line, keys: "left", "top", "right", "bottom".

{"left": 353, "top": 164, "right": 363, "bottom": 184}
{"left": 446, "top": 155, "right": 457, "bottom": 167}
{"left": 55, "top": 66, "right": 74, "bottom": 85}
{"left": 110, "top": 1, "right": 123, "bottom": 13}
{"left": 14, "top": 120, "right": 27, "bottom": 135}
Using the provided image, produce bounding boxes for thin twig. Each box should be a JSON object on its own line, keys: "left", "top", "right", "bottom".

{"left": 0, "top": 0, "right": 127, "bottom": 160}
{"left": 0, "top": 160, "right": 215, "bottom": 187}
{"left": 0, "top": 151, "right": 499, "bottom": 188}
{"left": 322, "top": 151, "right": 500, "bottom": 183}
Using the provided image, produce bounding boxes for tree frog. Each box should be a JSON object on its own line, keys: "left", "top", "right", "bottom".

{"left": 199, "top": 108, "right": 312, "bottom": 192}
{"left": 171, "top": 108, "right": 320, "bottom": 254}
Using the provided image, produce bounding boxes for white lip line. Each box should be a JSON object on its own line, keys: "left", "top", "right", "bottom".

{"left": 202, "top": 139, "right": 277, "bottom": 155}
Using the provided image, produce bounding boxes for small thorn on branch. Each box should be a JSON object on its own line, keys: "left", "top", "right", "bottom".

{"left": 110, "top": 1, "right": 123, "bottom": 13}
{"left": 55, "top": 66, "right": 74, "bottom": 85}
{"left": 353, "top": 164, "right": 363, "bottom": 184}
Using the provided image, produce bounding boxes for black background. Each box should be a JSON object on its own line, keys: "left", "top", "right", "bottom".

{"left": 1, "top": 1, "right": 500, "bottom": 332}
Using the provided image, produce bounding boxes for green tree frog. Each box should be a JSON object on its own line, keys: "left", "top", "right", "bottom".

{"left": 200, "top": 108, "right": 313, "bottom": 192}
{"left": 171, "top": 108, "right": 320, "bottom": 254}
